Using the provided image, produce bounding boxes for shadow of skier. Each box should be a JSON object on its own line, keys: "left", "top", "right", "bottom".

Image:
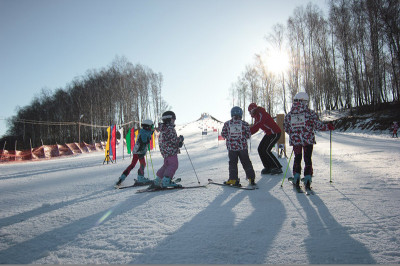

{"left": 298, "top": 192, "right": 376, "bottom": 263}
{"left": 129, "top": 174, "right": 286, "bottom": 264}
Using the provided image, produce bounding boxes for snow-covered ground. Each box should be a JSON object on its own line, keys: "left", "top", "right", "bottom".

{"left": 1, "top": 116, "right": 399, "bottom": 264}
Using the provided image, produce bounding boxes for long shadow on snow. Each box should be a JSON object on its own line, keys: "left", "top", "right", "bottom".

{"left": 0, "top": 187, "right": 111, "bottom": 228}
{"left": 0, "top": 190, "right": 154, "bottom": 264}
{"left": 130, "top": 175, "right": 286, "bottom": 264}
{"left": 0, "top": 157, "right": 104, "bottom": 181}
{"left": 297, "top": 192, "right": 376, "bottom": 263}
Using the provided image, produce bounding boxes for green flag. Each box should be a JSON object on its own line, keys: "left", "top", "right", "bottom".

{"left": 126, "top": 128, "right": 131, "bottom": 154}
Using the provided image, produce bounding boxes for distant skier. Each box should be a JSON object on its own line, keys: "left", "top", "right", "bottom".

{"left": 221, "top": 106, "right": 256, "bottom": 186}
{"left": 115, "top": 119, "right": 154, "bottom": 188}
{"left": 391, "top": 122, "right": 398, "bottom": 138}
{"left": 284, "top": 92, "right": 334, "bottom": 189}
{"left": 248, "top": 103, "right": 283, "bottom": 175}
{"left": 149, "top": 111, "right": 184, "bottom": 188}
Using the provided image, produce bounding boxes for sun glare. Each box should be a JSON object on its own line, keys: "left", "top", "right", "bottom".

{"left": 266, "top": 49, "right": 290, "bottom": 75}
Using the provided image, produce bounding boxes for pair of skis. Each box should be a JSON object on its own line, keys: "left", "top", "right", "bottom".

{"left": 287, "top": 177, "right": 314, "bottom": 195}
{"left": 116, "top": 178, "right": 259, "bottom": 193}
{"left": 115, "top": 178, "right": 207, "bottom": 193}
{"left": 207, "top": 179, "right": 259, "bottom": 190}
{"left": 136, "top": 179, "right": 258, "bottom": 193}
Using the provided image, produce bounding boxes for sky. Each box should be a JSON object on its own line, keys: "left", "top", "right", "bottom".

{"left": 0, "top": 0, "right": 328, "bottom": 138}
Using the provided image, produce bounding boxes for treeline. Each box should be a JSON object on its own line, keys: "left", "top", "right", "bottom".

{"left": 2, "top": 56, "right": 169, "bottom": 150}
{"left": 231, "top": 0, "right": 399, "bottom": 120}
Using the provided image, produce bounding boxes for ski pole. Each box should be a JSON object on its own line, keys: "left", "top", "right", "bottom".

{"left": 281, "top": 149, "right": 294, "bottom": 187}
{"left": 145, "top": 153, "right": 150, "bottom": 179}
{"left": 148, "top": 144, "right": 156, "bottom": 179}
{"left": 330, "top": 130, "right": 332, "bottom": 183}
{"left": 183, "top": 143, "right": 201, "bottom": 184}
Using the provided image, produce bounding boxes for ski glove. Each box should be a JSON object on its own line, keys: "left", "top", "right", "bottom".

{"left": 327, "top": 123, "right": 335, "bottom": 131}
{"left": 178, "top": 135, "right": 184, "bottom": 148}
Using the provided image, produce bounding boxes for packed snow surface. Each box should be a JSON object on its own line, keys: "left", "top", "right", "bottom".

{"left": 1, "top": 116, "right": 399, "bottom": 264}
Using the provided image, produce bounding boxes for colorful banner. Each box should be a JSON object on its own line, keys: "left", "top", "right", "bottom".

{"left": 131, "top": 128, "right": 136, "bottom": 151}
{"left": 110, "top": 125, "right": 116, "bottom": 161}
{"left": 150, "top": 132, "right": 155, "bottom": 150}
{"left": 105, "top": 126, "right": 111, "bottom": 161}
{"left": 126, "top": 128, "right": 131, "bottom": 154}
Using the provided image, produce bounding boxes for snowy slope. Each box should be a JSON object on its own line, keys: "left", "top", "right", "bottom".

{"left": 0, "top": 116, "right": 400, "bottom": 264}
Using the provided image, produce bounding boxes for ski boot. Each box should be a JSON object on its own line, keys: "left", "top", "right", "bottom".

{"left": 161, "top": 176, "right": 182, "bottom": 188}
{"left": 148, "top": 176, "right": 162, "bottom": 189}
{"left": 114, "top": 174, "right": 127, "bottom": 188}
{"left": 248, "top": 177, "right": 256, "bottom": 186}
{"left": 224, "top": 179, "right": 241, "bottom": 187}
{"left": 270, "top": 167, "right": 283, "bottom": 175}
{"left": 261, "top": 168, "right": 271, "bottom": 175}
{"left": 293, "top": 173, "right": 300, "bottom": 188}
{"left": 136, "top": 175, "right": 151, "bottom": 185}
{"left": 303, "top": 175, "right": 312, "bottom": 190}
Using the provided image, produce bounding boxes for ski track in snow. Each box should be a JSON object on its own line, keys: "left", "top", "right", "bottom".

{"left": 0, "top": 117, "right": 400, "bottom": 264}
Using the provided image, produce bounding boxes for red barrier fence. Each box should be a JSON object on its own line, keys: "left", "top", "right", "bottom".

{"left": 0, "top": 141, "right": 106, "bottom": 163}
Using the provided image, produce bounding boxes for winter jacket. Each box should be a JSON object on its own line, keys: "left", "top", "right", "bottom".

{"left": 221, "top": 118, "right": 251, "bottom": 151}
{"left": 158, "top": 122, "right": 181, "bottom": 158}
{"left": 132, "top": 128, "right": 153, "bottom": 155}
{"left": 284, "top": 101, "right": 329, "bottom": 146}
{"left": 392, "top": 123, "right": 399, "bottom": 131}
{"left": 250, "top": 107, "right": 281, "bottom": 135}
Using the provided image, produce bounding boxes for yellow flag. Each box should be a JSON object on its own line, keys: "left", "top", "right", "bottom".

{"left": 105, "top": 126, "right": 110, "bottom": 161}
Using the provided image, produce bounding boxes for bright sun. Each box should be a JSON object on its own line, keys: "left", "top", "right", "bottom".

{"left": 265, "top": 49, "right": 290, "bottom": 75}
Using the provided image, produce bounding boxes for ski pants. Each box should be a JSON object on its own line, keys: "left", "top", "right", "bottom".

{"left": 258, "top": 133, "right": 282, "bottom": 169}
{"left": 293, "top": 144, "right": 313, "bottom": 176}
{"left": 228, "top": 149, "right": 255, "bottom": 181}
{"left": 122, "top": 154, "right": 146, "bottom": 178}
{"left": 156, "top": 154, "right": 179, "bottom": 179}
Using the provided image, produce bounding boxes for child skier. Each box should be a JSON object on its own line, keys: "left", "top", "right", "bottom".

{"left": 391, "top": 122, "right": 398, "bottom": 138}
{"left": 150, "top": 111, "right": 184, "bottom": 188}
{"left": 115, "top": 119, "right": 154, "bottom": 187}
{"left": 284, "top": 92, "right": 334, "bottom": 189}
{"left": 248, "top": 103, "right": 283, "bottom": 175}
{"left": 221, "top": 106, "right": 256, "bottom": 186}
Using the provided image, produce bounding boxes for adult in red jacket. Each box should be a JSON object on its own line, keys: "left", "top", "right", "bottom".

{"left": 248, "top": 103, "right": 283, "bottom": 175}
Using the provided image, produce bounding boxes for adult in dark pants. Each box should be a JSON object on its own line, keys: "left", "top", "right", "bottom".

{"left": 248, "top": 103, "right": 283, "bottom": 175}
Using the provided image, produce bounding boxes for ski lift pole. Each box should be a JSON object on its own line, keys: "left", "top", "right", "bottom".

{"left": 183, "top": 143, "right": 200, "bottom": 185}
{"left": 281, "top": 149, "right": 294, "bottom": 187}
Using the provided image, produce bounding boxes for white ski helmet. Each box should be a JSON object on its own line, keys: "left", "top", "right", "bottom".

{"left": 142, "top": 119, "right": 154, "bottom": 129}
{"left": 294, "top": 91, "right": 309, "bottom": 102}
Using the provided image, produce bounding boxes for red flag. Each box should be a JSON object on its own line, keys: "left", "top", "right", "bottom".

{"left": 110, "top": 125, "right": 116, "bottom": 161}
{"left": 130, "top": 127, "right": 135, "bottom": 153}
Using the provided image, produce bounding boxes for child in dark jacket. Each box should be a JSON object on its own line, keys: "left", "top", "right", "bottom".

{"left": 284, "top": 92, "right": 334, "bottom": 189}
{"left": 115, "top": 119, "right": 154, "bottom": 187}
{"left": 221, "top": 106, "right": 256, "bottom": 186}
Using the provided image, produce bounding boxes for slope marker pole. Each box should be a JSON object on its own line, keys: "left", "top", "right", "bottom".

{"left": 330, "top": 130, "right": 333, "bottom": 183}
